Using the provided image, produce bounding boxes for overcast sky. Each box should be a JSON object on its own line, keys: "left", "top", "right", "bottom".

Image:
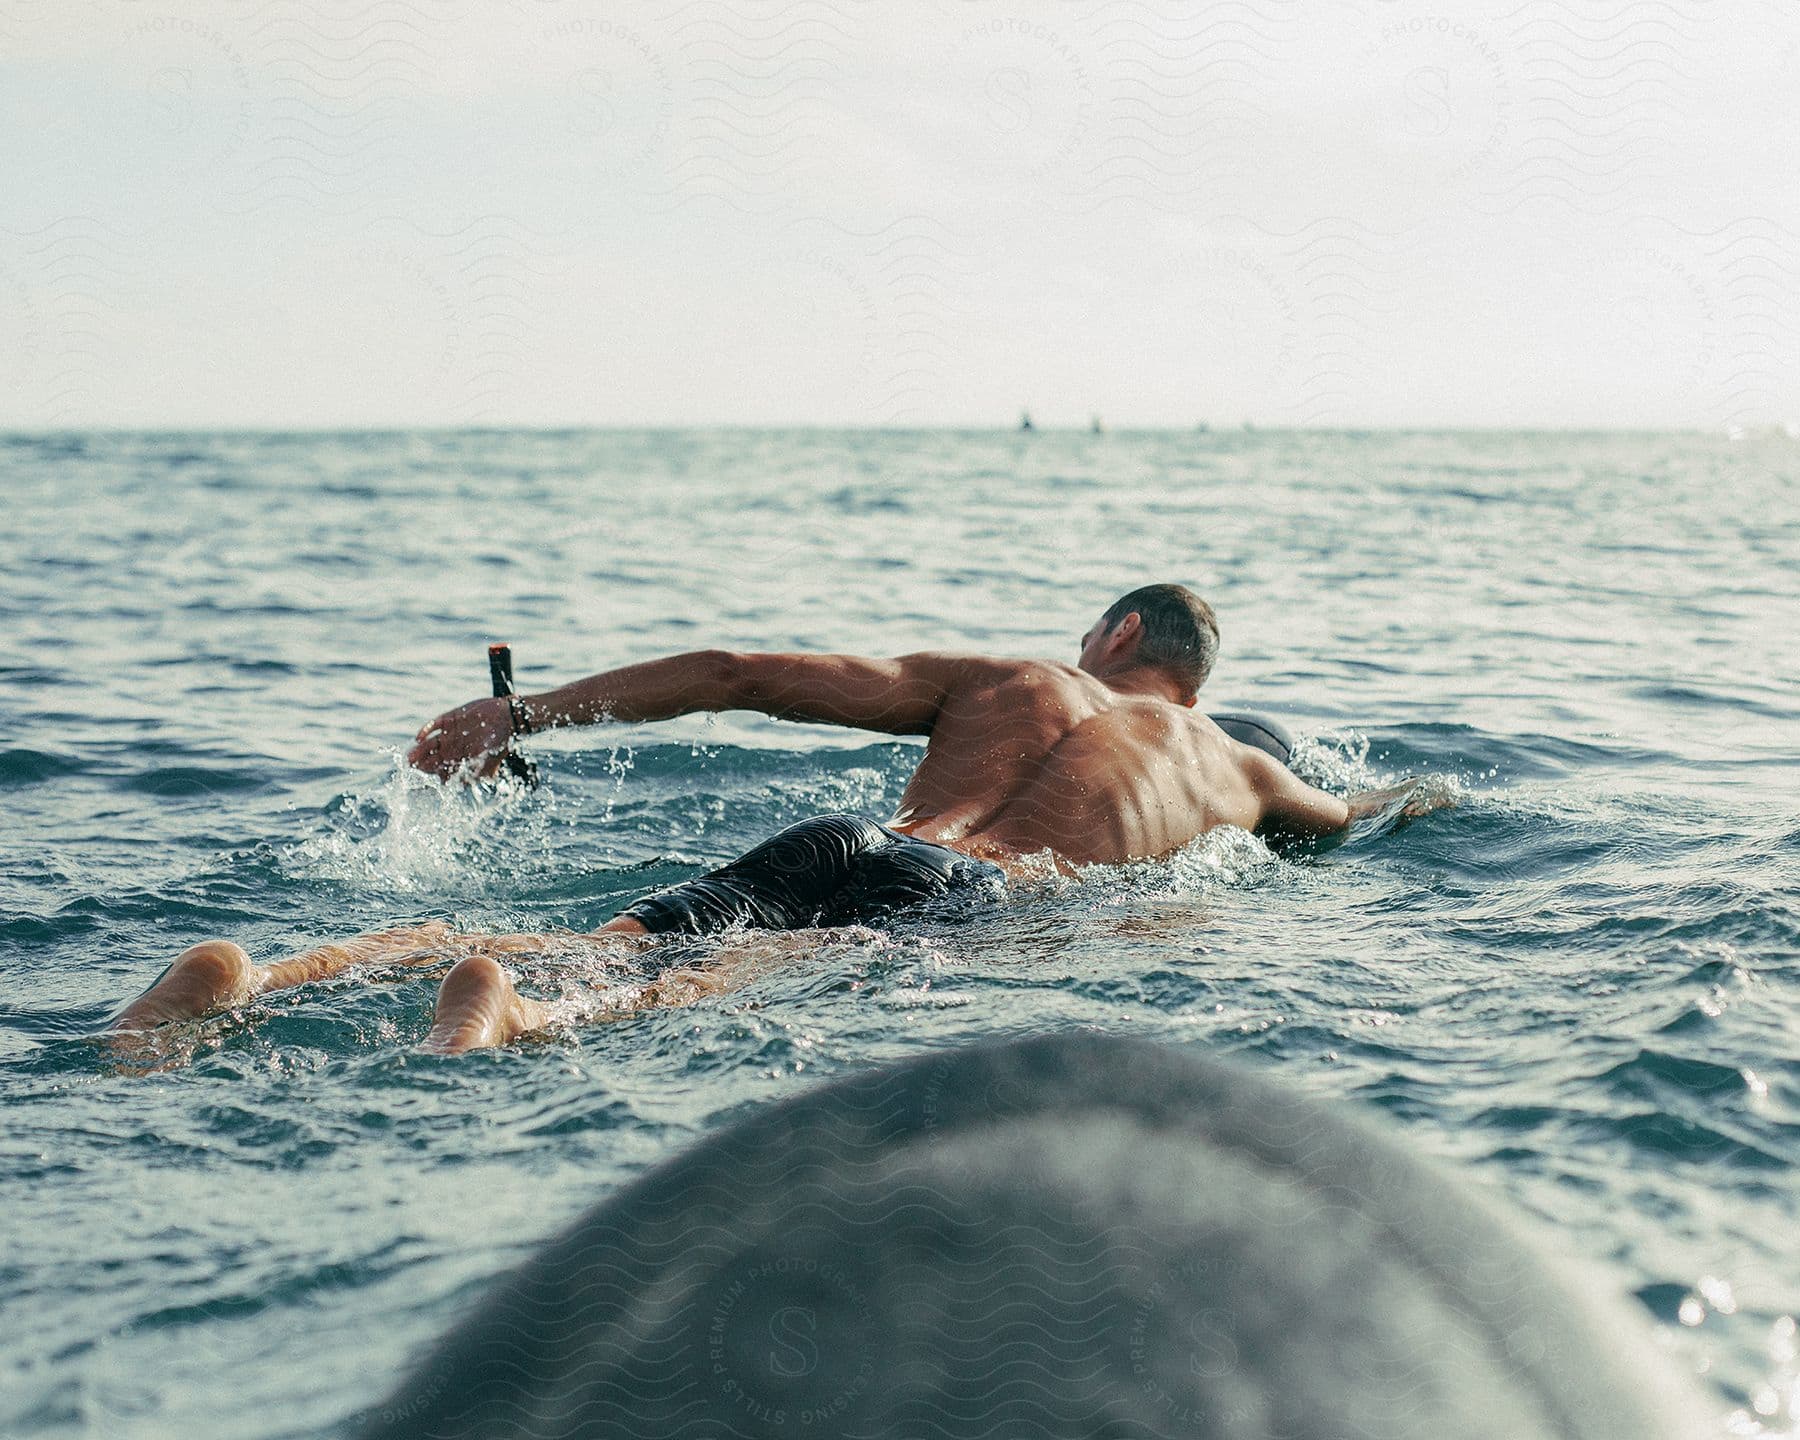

{"left": 3, "top": 0, "right": 1797, "bottom": 429}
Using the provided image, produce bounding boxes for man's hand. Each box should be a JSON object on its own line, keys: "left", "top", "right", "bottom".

{"left": 1346, "top": 777, "right": 1457, "bottom": 832}
{"left": 1250, "top": 753, "right": 1456, "bottom": 850}
{"left": 1346, "top": 778, "right": 1423, "bottom": 823}
{"left": 1399, "top": 778, "right": 1456, "bottom": 822}
{"left": 407, "top": 696, "right": 513, "bottom": 780}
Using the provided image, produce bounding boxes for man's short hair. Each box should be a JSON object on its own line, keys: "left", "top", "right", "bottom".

{"left": 1102, "top": 583, "right": 1220, "bottom": 693}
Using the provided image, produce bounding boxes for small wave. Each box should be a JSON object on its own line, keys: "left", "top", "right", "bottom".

{"left": 0, "top": 665, "right": 68, "bottom": 686}
{"left": 513, "top": 1094, "right": 640, "bottom": 1139}
{"left": 1602, "top": 1111, "right": 1784, "bottom": 1168}
{"left": 118, "top": 766, "right": 272, "bottom": 798}
{"left": 823, "top": 485, "right": 911, "bottom": 514}
{"left": 0, "top": 747, "right": 86, "bottom": 784}
{"left": 1672, "top": 948, "right": 1754, "bottom": 988}
{"left": 1596, "top": 1046, "right": 1758, "bottom": 1100}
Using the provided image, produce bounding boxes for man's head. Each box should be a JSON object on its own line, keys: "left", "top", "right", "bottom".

{"left": 1078, "top": 584, "right": 1220, "bottom": 702}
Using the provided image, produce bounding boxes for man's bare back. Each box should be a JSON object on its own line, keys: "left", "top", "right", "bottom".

{"left": 887, "top": 657, "right": 1264, "bottom": 866}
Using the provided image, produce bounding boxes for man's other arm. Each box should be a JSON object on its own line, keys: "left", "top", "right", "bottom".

{"left": 408, "top": 651, "right": 967, "bottom": 778}
{"left": 529, "top": 650, "right": 964, "bottom": 733}
{"left": 1244, "top": 749, "right": 1446, "bottom": 844}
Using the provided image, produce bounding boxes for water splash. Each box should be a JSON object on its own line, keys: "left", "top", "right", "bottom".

{"left": 283, "top": 757, "right": 559, "bottom": 897}
{"left": 1292, "top": 728, "right": 1377, "bottom": 789}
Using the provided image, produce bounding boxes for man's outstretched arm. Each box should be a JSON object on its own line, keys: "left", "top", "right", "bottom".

{"left": 407, "top": 650, "right": 963, "bottom": 778}
{"left": 1244, "top": 748, "right": 1450, "bottom": 846}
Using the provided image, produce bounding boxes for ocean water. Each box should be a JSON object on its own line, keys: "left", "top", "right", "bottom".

{"left": 1, "top": 428, "right": 1796, "bottom": 1437}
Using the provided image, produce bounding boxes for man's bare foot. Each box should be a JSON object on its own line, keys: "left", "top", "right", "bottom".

{"left": 110, "top": 940, "right": 258, "bottom": 1033}
{"left": 421, "top": 954, "right": 548, "bottom": 1054}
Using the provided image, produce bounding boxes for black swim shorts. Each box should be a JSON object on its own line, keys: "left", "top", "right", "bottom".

{"left": 617, "top": 813, "right": 1007, "bottom": 937}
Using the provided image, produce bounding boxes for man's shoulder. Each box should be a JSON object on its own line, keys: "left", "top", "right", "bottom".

{"left": 903, "top": 652, "right": 1082, "bottom": 689}
{"left": 1083, "top": 704, "right": 1264, "bottom": 772}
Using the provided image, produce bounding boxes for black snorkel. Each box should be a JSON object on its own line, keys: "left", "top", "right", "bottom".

{"left": 487, "top": 643, "right": 539, "bottom": 787}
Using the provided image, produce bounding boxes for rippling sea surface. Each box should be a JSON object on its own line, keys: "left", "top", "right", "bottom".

{"left": 2, "top": 429, "right": 1796, "bottom": 1437}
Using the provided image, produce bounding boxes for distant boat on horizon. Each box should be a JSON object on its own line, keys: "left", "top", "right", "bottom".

{"left": 1019, "top": 410, "right": 1034, "bottom": 431}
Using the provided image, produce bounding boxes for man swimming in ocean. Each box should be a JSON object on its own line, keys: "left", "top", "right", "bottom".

{"left": 110, "top": 584, "right": 1434, "bottom": 1056}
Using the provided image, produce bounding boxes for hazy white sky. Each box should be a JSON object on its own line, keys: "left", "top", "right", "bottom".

{"left": 3, "top": 0, "right": 1797, "bottom": 429}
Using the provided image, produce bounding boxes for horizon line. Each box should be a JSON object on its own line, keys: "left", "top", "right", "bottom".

{"left": 0, "top": 422, "right": 1770, "bottom": 438}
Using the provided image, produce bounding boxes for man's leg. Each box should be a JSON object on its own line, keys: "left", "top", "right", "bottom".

{"left": 113, "top": 814, "right": 933, "bottom": 1054}
{"left": 109, "top": 921, "right": 458, "bottom": 1034}
{"left": 419, "top": 918, "right": 868, "bottom": 1055}
{"left": 109, "top": 914, "right": 655, "bottom": 1052}
{"left": 417, "top": 817, "right": 872, "bottom": 1053}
